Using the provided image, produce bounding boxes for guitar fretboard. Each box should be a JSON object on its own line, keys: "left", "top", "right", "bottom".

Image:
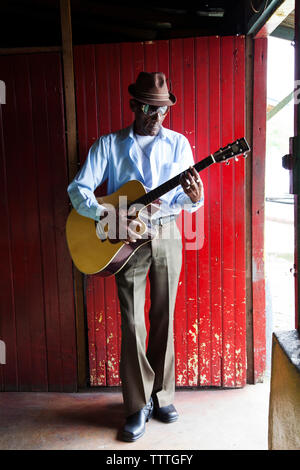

{"left": 133, "top": 155, "right": 214, "bottom": 207}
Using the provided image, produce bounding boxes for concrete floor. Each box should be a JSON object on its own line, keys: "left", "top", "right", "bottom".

{"left": 0, "top": 380, "right": 270, "bottom": 450}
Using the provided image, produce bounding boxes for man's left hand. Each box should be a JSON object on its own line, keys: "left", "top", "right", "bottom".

{"left": 179, "top": 166, "right": 203, "bottom": 203}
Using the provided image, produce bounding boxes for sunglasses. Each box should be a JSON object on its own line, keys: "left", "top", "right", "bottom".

{"left": 140, "top": 103, "right": 169, "bottom": 117}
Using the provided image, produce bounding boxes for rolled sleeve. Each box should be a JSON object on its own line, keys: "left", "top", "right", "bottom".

{"left": 67, "top": 137, "right": 109, "bottom": 221}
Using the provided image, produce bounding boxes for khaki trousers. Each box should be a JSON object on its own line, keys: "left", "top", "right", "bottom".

{"left": 115, "top": 221, "right": 182, "bottom": 417}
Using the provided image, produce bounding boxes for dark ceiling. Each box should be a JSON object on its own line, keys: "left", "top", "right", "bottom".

{"left": 0, "top": 0, "right": 294, "bottom": 48}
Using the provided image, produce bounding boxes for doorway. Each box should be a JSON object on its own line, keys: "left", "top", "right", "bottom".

{"left": 265, "top": 35, "right": 295, "bottom": 376}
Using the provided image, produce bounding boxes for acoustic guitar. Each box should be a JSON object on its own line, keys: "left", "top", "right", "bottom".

{"left": 66, "top": 138, "right": 250, "bottom": 276}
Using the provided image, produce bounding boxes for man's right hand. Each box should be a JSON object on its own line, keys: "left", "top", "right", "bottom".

{"left": 99, "top": 205, "right": 143, "bottom": 245}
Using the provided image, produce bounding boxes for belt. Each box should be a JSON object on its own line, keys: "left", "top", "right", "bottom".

{"left": 152, "top": 214, "right": 178, "bottom": 226}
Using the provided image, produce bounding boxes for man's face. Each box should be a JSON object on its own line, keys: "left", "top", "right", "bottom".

{"left": 130, "top": 99, "right": 169, "bottom": 136}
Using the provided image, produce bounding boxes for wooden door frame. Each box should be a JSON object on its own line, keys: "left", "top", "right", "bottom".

{"left": 59, "top": 0, "right": 87, "bottom": 389}
{"left": 0, "top": 0, "right": 276, "bottom": 389}
{"left": 245, "top": 0, "right": 296, "bottom": 384}
{"left": 58, "top": 0, "right": 294, "bottom": 388}
{"left": 245, "top": 35, "right": 268, "bottom": 384}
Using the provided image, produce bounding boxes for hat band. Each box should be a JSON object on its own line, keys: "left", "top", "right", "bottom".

{"left": 136, "top": 91, "right": 170, "bottom": 99}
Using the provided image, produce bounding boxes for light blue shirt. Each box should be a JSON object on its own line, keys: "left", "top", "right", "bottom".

{"left": 67, "top": 124, "right": 204, "bottom": 222}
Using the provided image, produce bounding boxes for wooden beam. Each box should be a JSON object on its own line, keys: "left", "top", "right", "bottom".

{"left": 60, "top": 0, "right": 87, "bottom": 389}
{"left": 70, "top": 0, "right": 214, "bottom": 27}
{"left": 0, "top": 46, "right": 61, "bottom": 55}
{"left": 71, "top": 16, "right": 158, "bottom": 41}
{"left": 255, "top": 0, "right": 294, "bottom": 38}
{"left": 247, "top": 0, "right": 294, "bottom": 37}
{"left": 267, "top": 90, "right": 294, "bottom": 121}
{"left": 60, "top": 0, "right": 77, "bottom": 181}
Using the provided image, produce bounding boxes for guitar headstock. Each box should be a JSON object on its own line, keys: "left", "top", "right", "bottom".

{"left": 212, "top": 138, "right": 250, "bottom": 164}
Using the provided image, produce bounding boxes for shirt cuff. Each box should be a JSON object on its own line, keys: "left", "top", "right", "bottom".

{"left": 175, "top": 192, "right": 204, "bottom": 209}
{"left": 95, "top": 204, "right": 107, "bottom": 222}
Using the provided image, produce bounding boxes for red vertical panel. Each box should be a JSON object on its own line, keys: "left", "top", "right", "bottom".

{"left": 47, "top": 53, "right": 78, "bottom": 391}
{"left": 76, "top": 36, "right": 247, "bottom": 389}
{"left": 133, "top": 42, "right": 145, "bottom": 83}
{"left": 86, "top": 275, "right": 96, "bottom": 386}
{"left": 30, "top": 54, "right": 60, "bottom": 391}
{"left": 38, "top": 53, "right": 77, "bottom": 391}
{"left": 74, "top": 45, "right": 98, "bottom": 385}
{"left": 157, "top": 41, "right": 171, "bottom": 130}
{"left": 0, "top": 52, "right": 76, "bottom": 391}
{"left": 233, "top": 36, "right": 246, "bottom": 387}
{"left": 74, "top": 45, "right": 89, "bottom": 163}
{"left": 87, "top": 45, "right": 109, "bottom": 386}
{"left": 9, "top": 55, "right": 46, "bottom": 390}
{"left": 94, "top": 276, "right": 107, "bottom": 385}
{"left": 221, "top": 37, "right": 236, "bottom": 387}
{"left": 95, "top": 44, "right": 110, "bottom": 386}
{"left": 252, "top": 38, "right": 267, "bottom": 382}
{"left": 144, "top": 41, "right": 158, "bottom": 71}
{"left": 170, "top": 38, "right": 188, "bottom": 386}
{"left": 120, "top": 42, "right": 135, "bottom": 128}
{"left": 104, "top": 43, "right": 122, "bottom": 386}
{"left": 183, "top": 38, "right": 198, "bottom": 386}
{"left": 208, "top": 37, "right": 223, "bottom": 386}
{"left": 196, "top": 37, "right": 212, "bottom": 386}
{"left": 85, "top": 46, "right": 98, "bottom": 148}
{"left": 0, "top": 57, "right": 18, "bottom": 390}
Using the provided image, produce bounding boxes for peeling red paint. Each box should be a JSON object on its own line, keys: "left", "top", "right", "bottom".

{"left": 76, "top": 37, "right": 247, "bottom": 389}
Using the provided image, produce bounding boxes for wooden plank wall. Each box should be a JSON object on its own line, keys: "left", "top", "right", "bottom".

{"left": 73, "top": 36, "right": 247, "bottom": 388}
{"left": 252, "top": 38, "right": 267, "bottom": 382}
{"left": 0, "top": 53, "right": 77, "bottom": 391}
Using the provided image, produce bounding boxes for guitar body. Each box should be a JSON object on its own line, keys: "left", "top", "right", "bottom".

{"left": 66, "top": 180, "right": 158, "bottom": 275}
{"left": 66, "top": 138, "right": 250, "bottom": 276}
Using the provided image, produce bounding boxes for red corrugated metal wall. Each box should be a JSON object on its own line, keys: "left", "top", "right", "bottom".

{"left": 0, "top": 53, "right": 77, "bottom": 391}
{"left": 74, "top": 36, "right": 246, "bottom": 388}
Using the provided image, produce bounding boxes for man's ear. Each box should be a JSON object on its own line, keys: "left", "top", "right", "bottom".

{"left": 129, "top": 99, "right": 138, "bottom": 112}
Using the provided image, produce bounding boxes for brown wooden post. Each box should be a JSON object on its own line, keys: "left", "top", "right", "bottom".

{"left": 293, "top": 0, "right": 300, "bottom": 330}
{"left": 245, "top": 35, "right": 255, "bottom": 384}
{"left": 60, "top": 0, "right": 87, "bottom": 388}
{"left": 245, "top": 33, "right": 268, "bottom": 384}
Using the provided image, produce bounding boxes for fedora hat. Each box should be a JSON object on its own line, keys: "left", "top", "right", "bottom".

{"left": 128, "top": 72, "right": 176, "bottom": 107}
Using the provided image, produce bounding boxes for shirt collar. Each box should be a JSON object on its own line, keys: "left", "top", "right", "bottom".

{"left": 121, "top": 123, "right": 170, "bottom": 143}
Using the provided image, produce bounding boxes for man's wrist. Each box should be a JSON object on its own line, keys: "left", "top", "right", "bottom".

{"left": 191, "top": 196, "right": 204, "bottom": 207}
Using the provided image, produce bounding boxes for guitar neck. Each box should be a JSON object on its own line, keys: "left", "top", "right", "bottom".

{"left": 133, "top": 155, "right": 214, "bottom": 207}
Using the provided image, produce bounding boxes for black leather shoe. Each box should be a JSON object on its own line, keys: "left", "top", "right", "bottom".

{"left": 153, "top": 403, "right": 179, "bottom": 423}
{"left": 121, "top": 398, "right": 153, "bottom": 442}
